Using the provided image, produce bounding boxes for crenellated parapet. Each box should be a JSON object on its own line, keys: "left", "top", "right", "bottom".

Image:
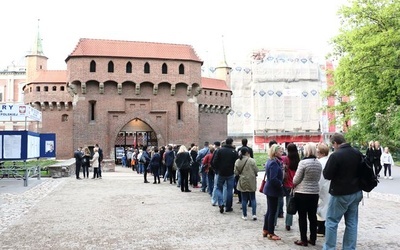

{"left": 198, "top": 104, "right": 230, "bottom": 115}
{"left": 31, "top": 101, "right": 73, "bottom": 111}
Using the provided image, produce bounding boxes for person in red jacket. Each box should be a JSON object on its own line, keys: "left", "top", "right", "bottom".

{"left": 202, "top": 146, "right": 215, "bottom": 195}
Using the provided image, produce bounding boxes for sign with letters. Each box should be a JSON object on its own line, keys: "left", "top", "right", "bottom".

{"left": 0, "top": 103, "right": 42, "bottom": 122}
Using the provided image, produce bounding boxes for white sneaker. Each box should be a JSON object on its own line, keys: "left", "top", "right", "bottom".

{"left": 389, "top": 176, "right": 393, "bottom": 180}
{"left": 242, "top": 216, "right": 247, "bottom": 221}
{"left": 384, "top": 176, "right": 388, "bottom": 179}
{"left": 252, "top": 215, "right": 257, "bottom": 221}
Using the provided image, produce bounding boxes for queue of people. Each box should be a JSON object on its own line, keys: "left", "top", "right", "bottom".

{"left": 85, "top": 133, "right": 390, "bottom": 249}
{"left": 260, "top": 133, "right": 382, "bottom": 249}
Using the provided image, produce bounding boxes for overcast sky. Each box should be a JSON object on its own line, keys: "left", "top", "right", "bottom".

{"left": 1, "top": 0, "right": 347, "bottom": 70}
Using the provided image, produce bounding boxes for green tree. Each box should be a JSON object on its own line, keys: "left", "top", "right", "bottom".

{"left": 327, "top": 0, "right": 400, "bottom": 145}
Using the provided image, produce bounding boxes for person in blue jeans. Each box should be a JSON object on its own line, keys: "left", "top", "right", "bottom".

{"left": 262, "top": 144, "right": 284, "bottom": 241}
{"left": 197, "top": 141, "right": 210, "bottom": 191}
{"left": 210, "top": 141, "right": 222, "bottom": 205}
{"left": 323, "top": 133, "right": 363, "bottom": 250}
{"left": 212, "top": 138, "right": 238, "bottom": 213}
{"left": 234, "top": 147, "right": 258, "bottom": 221}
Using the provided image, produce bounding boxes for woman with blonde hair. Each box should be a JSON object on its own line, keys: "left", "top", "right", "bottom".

{"left": 91, "top": 147, "right": 100, "bottom": 179}
{"left": 262, "top": 144, "right": 284, "bottom": 240}
{"left": 175, "top": 145, "right": 193, "bottom": 192}
{"left": 365, "top": 140, "right": 375, "bottom": 168}
{"left": 81, "top": 147, "right": 91, "bottom": 179}
{"left": 293, "top": 142, "right": 322, "bottom": 246}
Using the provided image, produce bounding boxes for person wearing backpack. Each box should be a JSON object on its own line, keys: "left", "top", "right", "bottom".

{"left": 322, "top": 133, "right": 363, "bottom": 250}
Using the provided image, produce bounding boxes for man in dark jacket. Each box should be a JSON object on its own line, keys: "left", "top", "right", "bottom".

{"left": 212, "top": 137, "right": 238, "bottom": 213}
{"left": 323, "top": 133, "right": 363, "bottom": 250}
{"left": 95, "top": 144, "right": 103, "bottom": 179}
{"left": 164, "top": 145, "right": 176, "bottom": 184}
{"left": 74, "top": 147, "right": 83, "bottom": 180}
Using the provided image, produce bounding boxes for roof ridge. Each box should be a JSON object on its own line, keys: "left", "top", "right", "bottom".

{"left": 79, "top": 38, "right": 193, "bottom": 47}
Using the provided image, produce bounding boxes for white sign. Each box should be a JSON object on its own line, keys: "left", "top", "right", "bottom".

{"left": 4, "top": 135, "right": 21, "bottom": 159}
{"left": 0, "top": 103, "right": 42, "bottom": 122}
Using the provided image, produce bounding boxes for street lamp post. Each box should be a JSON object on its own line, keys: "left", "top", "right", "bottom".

{"left": 264, "top": 116, "right": 270, "bottom": 152}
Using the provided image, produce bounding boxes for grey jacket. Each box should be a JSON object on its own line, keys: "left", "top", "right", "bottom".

{"left": 293, "top": 157, "right": 322, "bottom": 194}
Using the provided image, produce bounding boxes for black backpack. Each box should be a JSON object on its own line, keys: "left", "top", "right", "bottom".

{"left": 358, "top": 153, "right": 379, "bottom": 192}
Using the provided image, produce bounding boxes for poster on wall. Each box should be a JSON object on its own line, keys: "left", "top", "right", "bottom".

{"left": 27, "top": 134, "right": 40, "bottom": 158}
{"left": 40, "top": 133, "right": 56, "bottom": 158}
{"left": 0, "top": 136, "right": 2, "bottom": 159}
{"left": 4, "top": 135, "right": 22, "bottom": 159}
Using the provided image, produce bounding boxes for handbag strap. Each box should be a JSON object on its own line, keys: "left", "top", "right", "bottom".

{"left": 239, "top": 158, "right": 249, "bottom": 175}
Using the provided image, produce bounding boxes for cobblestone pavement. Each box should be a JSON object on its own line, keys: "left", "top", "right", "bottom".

{"left": 0, "top": 166, "right": 399, "bottom": 250}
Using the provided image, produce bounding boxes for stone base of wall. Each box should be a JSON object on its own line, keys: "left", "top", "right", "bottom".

{"left": 48, "top": 159, "right": 115, "bottom": 178}
{"left": 48, "top": 159, "right": 75, "bottom": 178}
{"left": 101, "top": 159, "right": 115, "bottom": 172}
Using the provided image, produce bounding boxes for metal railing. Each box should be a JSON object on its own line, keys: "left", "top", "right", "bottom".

{"left": 0, "top": 161, "right": 41, "bottom": 186}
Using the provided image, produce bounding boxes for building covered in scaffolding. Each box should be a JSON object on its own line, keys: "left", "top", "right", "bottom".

{"left": 203, "top": 48, "right": 334, "bottom": 151}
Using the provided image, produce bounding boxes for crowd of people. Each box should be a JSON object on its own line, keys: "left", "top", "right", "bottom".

{"left": 74, "top": 134, "right": 394, "bottom": 249}
{"left": 366, "top": 140, "right": 394, "bottom": 179}
{"left": 74, "top": 144, "right": 103, "bottom": 179}
{"left": 262, "top": 134, "right": 394, "bottom": 249}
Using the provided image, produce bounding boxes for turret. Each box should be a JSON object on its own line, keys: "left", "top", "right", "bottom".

{"left": 26, "top": 19, "right": 48, "bottom": 83}
{"left": 214, "top": 35, "right": 231, "bottom": 88}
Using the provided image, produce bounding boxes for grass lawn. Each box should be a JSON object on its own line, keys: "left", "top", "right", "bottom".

{"left": 254, "top": 152, "right": 268, "bottom": 170}
{"left": 1, "top": 159, "right": 58, "bottom": 177}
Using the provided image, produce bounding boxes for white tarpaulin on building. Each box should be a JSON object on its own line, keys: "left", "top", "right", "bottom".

{"left": 0, "top": 103, "right": 42, "bottom": 122}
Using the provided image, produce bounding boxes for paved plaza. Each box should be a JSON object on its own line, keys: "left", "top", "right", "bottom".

{"left": 1, "top": 165, "right": 399, "bottom": 250}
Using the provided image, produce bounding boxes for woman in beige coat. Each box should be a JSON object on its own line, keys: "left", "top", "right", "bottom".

{"left": 91, "top": 147, "right": 100, "bottom": 179}
{"left": 234, "top": 147, "right": 258, "bottom": 221}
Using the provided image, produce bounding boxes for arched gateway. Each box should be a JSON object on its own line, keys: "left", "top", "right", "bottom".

{"left": 114, "top": 118, "right": 157, "bottom": 163}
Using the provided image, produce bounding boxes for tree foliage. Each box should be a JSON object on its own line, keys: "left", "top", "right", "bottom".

{"left": 327, "top": 0, "right": 400, "bottom": 148}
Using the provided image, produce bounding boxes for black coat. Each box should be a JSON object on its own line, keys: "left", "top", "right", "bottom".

{"left": 74, "top": 150, "right": 83, "bottom": 166}
{"left": 175, "top": 152, "right": 192, "bottom": 170}
{"left": 212, "top": 144, "right": 238, "bottom": 177}
{"left": 323, "top": 143, "right": 362, "bottom": 195}
{"left": 150, "top": 153, "right": 161, "bottom": 170}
